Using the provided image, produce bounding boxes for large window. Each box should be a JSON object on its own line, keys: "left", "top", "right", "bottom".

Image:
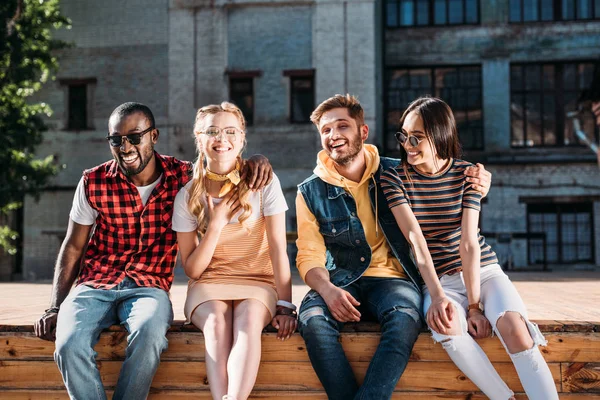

{"left": 385, "top": 0, "right": 479, "bottom": 27}
{"left": 510, "top": 0, "right": 600, "bottom": 22}
{"left": 229, "top": 77, "right": 255, "bottom": 126}
{"left": 385, "top": 65, "right": 483, "bottom": 153}
{"left": 528, "top": 203, "right": 594, "bottom": 264}
{"left": 511, "top": 62, "right": 598, "bottom": 147}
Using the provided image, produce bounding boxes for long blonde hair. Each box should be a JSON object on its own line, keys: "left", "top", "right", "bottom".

{"left": 187, "top": 102, "right": 252, "bottom": 235}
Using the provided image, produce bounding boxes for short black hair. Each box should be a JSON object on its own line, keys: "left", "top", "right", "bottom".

{"left": 110, "top": 102, "right": 155, "bottom": 127}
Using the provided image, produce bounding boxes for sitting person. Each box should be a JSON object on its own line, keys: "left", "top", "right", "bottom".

{"left": 381, "top": 96, "right": 559, "bottom": 400}
{"left": 172, "top": 102, "right": 297, "bottom": 400}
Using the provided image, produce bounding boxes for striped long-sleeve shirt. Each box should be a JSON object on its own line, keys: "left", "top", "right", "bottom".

{"left": 380, "top": 159, "right": 498, "bottom": 277}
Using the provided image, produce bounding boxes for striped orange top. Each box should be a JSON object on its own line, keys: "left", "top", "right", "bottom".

{"left": 380, "top": 159, "right": 498, "bottom": 276}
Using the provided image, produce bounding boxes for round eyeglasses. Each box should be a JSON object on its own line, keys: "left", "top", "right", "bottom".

{"left": 395, "top": 131, "right": 423, "bottom": 147}
{"left": 198, "top": 127, "right": 244, "bottom": 142}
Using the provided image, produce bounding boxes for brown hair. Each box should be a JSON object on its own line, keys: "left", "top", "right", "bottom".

{"left": 188, "top": 102, "right": 251, "bottom": 235}
{"left": 398, "top": 96, "right": 462, "bottom": 178}
{"left": 310, "top": 94, "right": 365, "bottom": 127}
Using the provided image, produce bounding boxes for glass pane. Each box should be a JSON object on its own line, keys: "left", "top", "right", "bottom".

{"left": 387, "top": 0, "right": 399, "bottom": 26}
{"left": 526, "top": 93, "right": 542, "bottom": 146}
{"left": 400, "top": 0, "right": 415, "bottom": 26}
{"left": 511, "top": 94, "right": 525, "bottom": 146}
{"left": 542, "top": 96, "right": 556, "bottom": 145}
{"left": 562, "top": 0, "right": 575, "bottom": 19}
{"left": 596, "top": 0, "right": 600, "bottom": 18}
{"left": 563, "top": 92, "right": 578, "bottom": 145}
{"left": 541, "top": 0, "right": 554, "bottom": 19}
{"left": 437, "top": 68, "right": 458, "bottom": 88}
{"left": 435, "top": 0, "right": 447, "bottom": 24}
{"left": 578, "top": 0, "right": 592, "bottom": 18}
{"left": 449, "top": 0, "right": 464, "bottom": 24}
{"left": 525, "top": 65, "right": 541, "bottom": 90}
{"left": 579, "top": 63, "right": 594, "bottom": 90}
{"left": 524, "top": 0, "right": 540, "bottom": 21}
{"left": 68, "top": 85, "right": 87, "bottom": 130}
{"left": 230, "top": 78, "right": 253, "bottom": 125}
{"left": 467, "top": 88, "right": 482, "bottom": 109}
{"left": 465, "top": 0, "right": 478, "bottom": 23}
{"left": 411, "top": 69, "right": 432, "bottom": 89}
{"left": 542, "top": 65, "right": 555, "bottom": 89}
{"left": 511, "top": 65, "right": 523, "bottom": 91}
{"left": 291, "top": 78, "right": 314, "bottom": 123}
{"left": 460, "top": 67, "right": 481, "bottom": 87}
{"left": 510, "top": 0, "right": 523, "bottom": 21}
{"left": 563, "top": 64, "right": 577, "bottom": 89}
{"left": 417, "top": 0, "right": 430, "bottom": 25}
{"left": 390, "top": 69, "right": 409, "bottom": 89}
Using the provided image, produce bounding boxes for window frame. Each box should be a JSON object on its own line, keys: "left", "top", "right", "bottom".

{"left": 383, "top": 64, "right": 484, "bottom": 155}
{"left": 59, "top": 78, "right": 96, "bottom": 131}
{"left": 384, "top": 0, "right": 481, "bottom": 28}
{"left": 509, "top": 0, "right": 600, "bottom": 23}
{"left": 526, "top": 202, "right": 595, "bottom": 264}
{"left": 510, "top": 61, "right": 599, "bottom": 148}
{"left": 283, "top": 69, "right": 315, "bottom": 124}
{"left": 227, "top": 70, "right": 261, "bottom": 127}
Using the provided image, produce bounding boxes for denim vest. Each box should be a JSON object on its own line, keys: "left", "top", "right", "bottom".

{"left": 297, "top": 157, "right": 421, "bottom": 288}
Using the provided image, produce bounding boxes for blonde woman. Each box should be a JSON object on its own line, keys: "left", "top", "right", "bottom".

{"left": 172, "top": 102, "right": 297, "bottom": 400}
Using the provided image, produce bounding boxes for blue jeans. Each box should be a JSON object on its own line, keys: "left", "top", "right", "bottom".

{"left": 54, "top": 277, "right": 173, "bottom": 400}
{"left": 298, "top": 277, "right": 422, "bottom": 400}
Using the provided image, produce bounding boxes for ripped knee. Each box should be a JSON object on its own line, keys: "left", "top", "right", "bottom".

{"left": 298, "top": 306, "right": 329, "bottom": 325}
{"left": 495, "top": 311, "right": 547, "bottom": 354}
{"left": 382, "top": 305, "right": 421, "bottom": 325}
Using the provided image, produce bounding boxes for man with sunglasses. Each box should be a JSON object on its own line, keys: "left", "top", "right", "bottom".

{"left": 33, "top": 102, "right": 273, "bottom": 400}
{"left": 295, "top": 94, "right": 492, "bottom": 399}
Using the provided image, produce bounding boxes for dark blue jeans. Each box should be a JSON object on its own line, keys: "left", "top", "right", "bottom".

{"left": 298, "top": 277, "right": 422, "bottom": 400}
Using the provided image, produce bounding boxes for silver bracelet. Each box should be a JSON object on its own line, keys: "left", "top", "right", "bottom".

{"left": 276, "top": 300, "right": 297, "bottom": 311}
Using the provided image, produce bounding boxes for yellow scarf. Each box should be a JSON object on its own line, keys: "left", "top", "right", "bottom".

{"left": 205, "top": 160, "right": 241, "bottom": 197}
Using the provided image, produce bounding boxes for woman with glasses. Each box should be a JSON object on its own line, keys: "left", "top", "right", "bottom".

{"left": 380, "top": 97, "right": 558, "bottom": 400}
{"left": 172, "top": 102, "right": 297, "bottom": 400}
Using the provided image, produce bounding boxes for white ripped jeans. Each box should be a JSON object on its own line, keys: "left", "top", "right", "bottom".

{"left": 423, "top": 264, "right": 558, "bottom": 400}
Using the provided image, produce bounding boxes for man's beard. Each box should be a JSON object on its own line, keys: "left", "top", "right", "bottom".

{"left": 118, "top": 148, "right": 153, "bottom": 177}
{"left": 329, "top": 137, "right": 363, "bottom": 166}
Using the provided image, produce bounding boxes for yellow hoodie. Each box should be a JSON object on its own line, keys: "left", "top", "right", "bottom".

{"left": 295, "top": 144, "right": 407, "bottom": 281}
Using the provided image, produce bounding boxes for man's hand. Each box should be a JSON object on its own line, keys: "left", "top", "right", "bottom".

{"left": 465, "top": 163, "right": 492, "bottom": 197}
{"left": 467, "top": 309, "right": 492, "bottom": 339}
{"left": 34, "top": 311, "right": 58, "bottom": 341}
{"left": 241, "top": 155, "right": 273, "bottom": 190}
{"left": 321, "top": 285, "right": 361, "bottom": 322}
{"left": 272, "top": 314, "right": 298, "bottom": 341}
{"left": 426, "top": 296, "right": 455, "bottom": 335}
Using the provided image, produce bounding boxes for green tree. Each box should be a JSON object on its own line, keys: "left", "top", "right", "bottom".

{"left": 0, "top": 0, "right": 69, "bottom": 254}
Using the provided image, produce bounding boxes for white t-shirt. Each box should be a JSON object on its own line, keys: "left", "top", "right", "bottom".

{"left": 69, "top": 174, "right": 163, "bottom": 225}
{"left": 172, "top": 173, "right": 288, "bottom": 232}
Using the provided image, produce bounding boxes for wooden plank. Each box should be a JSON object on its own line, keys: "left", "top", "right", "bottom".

{"left": 3, "top": 332, "right": 599, "bottom": 363}
{"left": 0, "top": 360, "right": 561, "bottom": 392}
{"left": 562, "top": 362, "right": 600, "bottom": 393}
{"left": 2, "top": 390, "right": 598, "bottom": 399}
{"left": 561, "top": 322, "right": 596, "bottom": 333}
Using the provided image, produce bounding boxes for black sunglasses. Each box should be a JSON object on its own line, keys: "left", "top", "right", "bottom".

{"left": 106, "top": 126, "right": 155, "bottom": 147}
{"left": 395, "top": 131, "right": 423, "bottom": 147}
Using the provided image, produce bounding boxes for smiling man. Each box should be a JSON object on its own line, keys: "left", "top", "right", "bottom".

{"left": 295, "top": 94, "right": 492, "bottom": 399}
{"left": 33, "top": 102, "right": 273, "bottom": 400}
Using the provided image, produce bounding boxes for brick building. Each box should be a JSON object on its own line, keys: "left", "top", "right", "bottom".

{"left": 4, "top": 0, "right": 599, "bottom": 280}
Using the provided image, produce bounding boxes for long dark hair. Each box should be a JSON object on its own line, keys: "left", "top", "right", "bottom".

{"left": 398, "top": 96, "right": 462, "bottom": 178}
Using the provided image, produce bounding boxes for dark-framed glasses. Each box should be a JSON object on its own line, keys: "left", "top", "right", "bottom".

{"left": 106, "top": 126, "right": 154, "bottom": 147}
{"left": 198, "top": 127, "right": 244, "bottom": 142}
{"left": 395, "top": 131, "right": 423, "bottom": 147}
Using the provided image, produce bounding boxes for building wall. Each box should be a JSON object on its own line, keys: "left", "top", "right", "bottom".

{"left": 383, "top": 2, "right": 600, "bottom": 269}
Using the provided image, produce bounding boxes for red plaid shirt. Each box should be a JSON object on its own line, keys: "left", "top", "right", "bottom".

{"left": 78, "top": 152, "right": 193, "bottom": 291}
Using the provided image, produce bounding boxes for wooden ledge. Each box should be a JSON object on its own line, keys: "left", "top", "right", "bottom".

{"left": 2, "top": 320, "right": 599, "bottom": 333}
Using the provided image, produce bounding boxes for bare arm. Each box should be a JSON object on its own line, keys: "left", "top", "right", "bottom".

{"left": 34, "top": 219, "right": 92, "bottom": 341}
{"left": 391, "top": 204, "right": 454, "bottom": 332}
{"left": 265, "top": 212, "right": 297, "bottom": 340}
{"left": 460, "top": 207, "right": 491, "bottom": 339}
